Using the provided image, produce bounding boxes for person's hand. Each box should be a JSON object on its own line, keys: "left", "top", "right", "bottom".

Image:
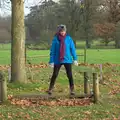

{"left": 73, "top": 61, "right": 78, "bottom": 66}
{"left": 49, "top": 63, "right": 54, "bottom": 68}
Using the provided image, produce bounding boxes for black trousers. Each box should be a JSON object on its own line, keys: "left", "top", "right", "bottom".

{"left": 49, "top": 63, "right": 74, "bottom": 91}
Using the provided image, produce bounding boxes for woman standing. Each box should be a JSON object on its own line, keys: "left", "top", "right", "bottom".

{"left": 48, "top": 24, "right": 78, "bottom": 95}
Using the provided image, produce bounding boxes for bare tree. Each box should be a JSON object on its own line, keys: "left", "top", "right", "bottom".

{"left": 99, "top": 0, "right": 120, "bottom": 48}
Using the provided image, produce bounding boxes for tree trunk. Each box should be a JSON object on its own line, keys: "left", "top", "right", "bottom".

{"left": 84, "top": 26, "right": 91, "bottom": 48}
{"left": 84, "top": 0, "right": 91, "bottom": 49}
{"left": 11, "top": 0, "right": 26, "bottom": 83}
{"left": 85, "top": 33, "right": 91, "bottom": 48}
{"left": 105, "top": 38, "right": 109, "bottom": 46}
{"left": 69, "top": 28, "right": 76, "bottom": 47}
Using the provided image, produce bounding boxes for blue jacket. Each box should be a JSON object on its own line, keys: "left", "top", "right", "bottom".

{"left": 49, "top": 34, "right": 77, "bottom": 64}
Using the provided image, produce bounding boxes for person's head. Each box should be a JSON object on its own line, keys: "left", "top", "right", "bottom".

{"left": 57, "top": 24, "right": 67, "bottom": 36}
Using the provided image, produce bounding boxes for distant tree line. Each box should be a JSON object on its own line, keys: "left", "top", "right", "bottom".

{"left": 1, "top": 0, "right": 120, "bottom": 48}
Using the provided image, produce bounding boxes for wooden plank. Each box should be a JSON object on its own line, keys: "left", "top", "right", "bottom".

{"left": 14, "top": 93, "right": 93, "bottom": 100}
{"left": 70, "top": 94, "right": 93, "bottom": 99}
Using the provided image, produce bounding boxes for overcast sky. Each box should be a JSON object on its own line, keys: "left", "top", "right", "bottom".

{"left": 24, "top": 0, "right": 59, "bottom": 15}
{"left": 0, "top": 0, "right": 59, "bottom": 16}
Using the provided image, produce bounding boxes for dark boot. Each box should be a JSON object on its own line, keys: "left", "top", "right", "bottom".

{"left": 47, "top": 80, "right": 55, "bottom": 95}
{"left": 47, "top": 89, "right": 52, "bottom": 95}
{"left": 70, "top": 85, "right": 75, "bottom": 95}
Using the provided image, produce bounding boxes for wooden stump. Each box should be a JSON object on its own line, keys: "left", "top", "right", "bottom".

{"left": 93, "top": 73, "right": 99, "bottom": 103}
{"left": 84, "top": 72, "right": 90, "bottom": 94}
{"left": 0, "top": 72, "right": 7, "bottom": 103}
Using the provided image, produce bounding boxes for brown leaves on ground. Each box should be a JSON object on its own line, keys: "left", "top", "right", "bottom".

{"left": 0, "top": 63, "right": 48, "bottom": 71}
{"left": 27, "top": 63, "right": 48, "bottom": 69}
{"left": 0, "top": 111, "right": 32, "bottom": 120}
{"left": 79, "top": 63, "right": 120, "bottom": 96}
{"left": 109, "top": 86, "right": 120, "bottom": 95}
{"left": 83, "top": 111, "right": 91, "bottom": 115}
{"left": 0, "top": 113, "right": 4, "bottom": 119}
{"left": 0, "top": 65, "right": 10, "bottom": 71}
{"left": 103, "top": 74, "right": 120, "bottom": 95}
{"left": 8, "top": 95, "right": 13, "bottom": 100}
{"left": 78, "top": 63, "right": 120, "bottom": 69}
{"left": 1, "top": 62, "right": 120, "bottom": 71}
{"left": 8, "top": 97, "right": 91, "bottom": 107}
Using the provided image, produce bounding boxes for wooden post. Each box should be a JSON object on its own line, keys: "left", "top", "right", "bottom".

{"left": 84, "top": 47, "right": 87, "bottom": 63}
{"left": 0, "top": 72, "right": 7, "bottom": 103}
{"left": 99, "top": 64, "right": 104, "bottom": 84}
{"left": 84, "top": 72, "right": 90, "bottom": 94}
{"left": 93, "top": 73, "right": 99, "bottom": 103}
{"left": 8, "top": 67, "right": 11, "bottom": 82}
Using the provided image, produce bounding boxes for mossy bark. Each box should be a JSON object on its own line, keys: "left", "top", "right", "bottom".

{"left": 11, "top": 0, "right": 26, "bottom": 83}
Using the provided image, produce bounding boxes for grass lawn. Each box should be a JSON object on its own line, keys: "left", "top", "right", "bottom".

{"left": 0, "top": 49, "right": 120, "bottom": 65}
{"left": 0, "top": 43, "right": 120, "bottom": 119}
{"left": 0, "top": 65, "right": 120, "bottom": 119}
{"left": 27, "top": 49, "right": 120, "bottom": 64}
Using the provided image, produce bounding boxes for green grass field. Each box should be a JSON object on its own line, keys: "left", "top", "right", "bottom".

{"left": 27, "top": 49, "right": 120, "bottom": 64}
{"left": 0, "top": 40, "right": 118, "bottom": 65}
{"left": 0, "top": 43, "right": 120, "bottom": 119}
{"left": 0, "top": 49, "right": 120, "bottom": 65}
{"left": 1, "top": 65, "right": 120, "bottom": 119}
